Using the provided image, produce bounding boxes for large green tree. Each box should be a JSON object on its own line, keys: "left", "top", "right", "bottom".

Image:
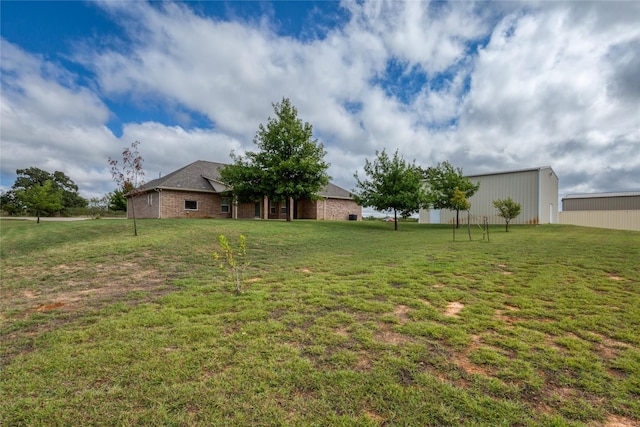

{"left": 15, "top": 180, "right": 63, "bottom": 223}
{"left": 8, "top": 167, "right": 86, "bottom": 215}
{"left": 425, "top": 161, "right": 480, "bottom": 228}
{"left": 353, "top": 149, "right": 429, "bottom": 230}
{"left": 220, "top": 98, "right": 330, "bottom": 221}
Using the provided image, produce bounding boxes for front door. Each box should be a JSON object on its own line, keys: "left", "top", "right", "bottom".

{"left": 254, "top": 202, "right": 261, "bottom": 218}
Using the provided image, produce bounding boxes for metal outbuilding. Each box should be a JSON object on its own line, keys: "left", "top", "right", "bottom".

{"left": 559, "top": 192, "right": 640, "bottom": 231}
{"left": 562, "top": 192, "right": 640, "bottom": 211}
{"left": 420, "top": 166, "right": 559, "bottom": 225}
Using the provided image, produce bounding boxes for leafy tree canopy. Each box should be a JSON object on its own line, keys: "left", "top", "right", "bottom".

{"left": 353, "top": 149, "right": 429, "bottom": 230}
{"left": 451, "top": 187, "right": 471, "bottom": 212}
{"left": 493, "top": 197, "right": 522, "bottom": 232}
{"left": 6, "top": 167, "right": 86, "bottom": 215}
{"left": 425, "top": 161, "right": 479, "bottom": 228}
{"left": 220, "top": 98, "right": 330, "bottom": 221}
{"left": 108, "top": 182, "right": 135, "bottom": 212}
{"left": 15, "top": 180, "right": 63, "bottom": 222}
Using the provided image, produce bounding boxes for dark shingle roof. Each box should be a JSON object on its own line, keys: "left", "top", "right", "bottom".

{"left": 318, "top": 182, "right": 355, "bottom": 199}
{"left": 137, "top": 160, "right": 227, "bottom": 193}
{"left": 136, "top": 160, "right": 354, "bottom": 200}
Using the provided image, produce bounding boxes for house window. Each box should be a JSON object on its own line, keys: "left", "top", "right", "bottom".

{"left": 221, "top": 198, "right": 230, "bottom": 213}
{"left": 184, "top": 200, "right": 198, "bottom": 210}
{"left": 281, "top": 203, "right": 287, "bottom": 214}
{"left": 270, "top": 202, "right": 276, "bottom": 215}
{"left": 147, "top": 194, "right": 153, "bottom": 205}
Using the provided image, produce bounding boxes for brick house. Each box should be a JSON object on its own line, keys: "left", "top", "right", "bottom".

{"left": 127, "top": 160, "right": 361, "bottom": 220}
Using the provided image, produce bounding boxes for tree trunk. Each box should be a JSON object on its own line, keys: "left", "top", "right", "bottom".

{"left": 37, "top": 209, "right": 40, "bottom": 224}
{"left": 467, "top": 210, "right": 471, "bottom": 241}
{"left": 456, "top": 209, "right": 460, "bottom": 228}
{"left": 130, "top": 197, "right": 138, "bottom": 236}
{"left": 286, "top": 197, "right": 293, "bottom": 222}
{"left": 394, "top": 209, "right": 398, "bottom": 230}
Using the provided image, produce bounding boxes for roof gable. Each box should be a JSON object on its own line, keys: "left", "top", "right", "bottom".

{"left": 138, "top": 160, "right": 227, "bottom": 193}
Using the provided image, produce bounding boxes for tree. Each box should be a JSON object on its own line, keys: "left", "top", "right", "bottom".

{"left": 425, "top": 161, "right": 480, "bottom": 228}
{"left": 220, "top": 98, "right": 330, "bottom": 221}
{"left": 108, "top": 182, "right": 134, "bottom": 212}
{"left": 451, "top": 187, "right": 471, "bottom": 240}
{"left": 109, "top": 141, "right": 145, "bottom": 235}
{"left": 353, "top": 149, "right": 429, "bottom": 230}
{"left": 10, "top": 167, "right": 87, "bottom": 215}
{"left": 0, "top": 190, "right": 22, "bottom": 215}
{"left": 493, "top": 197, "right": 522, "bottom": 232}
{"left": 15, "top": 180, "right": 63, "bottom": 223}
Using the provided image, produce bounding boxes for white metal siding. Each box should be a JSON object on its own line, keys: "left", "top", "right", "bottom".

{"left": 418, "top": 209, "right": 430, "bottom": 224}
{"left": 439, "top": 169, "right": 542, "bottom": 225}
{"left": 559, "top": 210, "right": 640, "bottom": 231}
{"left": 539, "top": 167, "right": 559, "bottom": 224}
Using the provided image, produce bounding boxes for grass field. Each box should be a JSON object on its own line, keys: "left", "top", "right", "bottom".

{"left": 1, "top": 219, "right": 638, "bottom": 426}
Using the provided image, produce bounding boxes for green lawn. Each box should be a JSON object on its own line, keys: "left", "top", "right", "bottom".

{"left": 1, "top": 219, "right": 638, "bottom": 426}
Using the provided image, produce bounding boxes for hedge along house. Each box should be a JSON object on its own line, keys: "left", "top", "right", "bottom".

{"left": 559, "top": 192, "right": 640, "bottom": 231}
{"left": 127, "top": 160, "right": 361, "bottom": 220}
{"left": 419, "top": 166, "right": 559, "bottom": 225}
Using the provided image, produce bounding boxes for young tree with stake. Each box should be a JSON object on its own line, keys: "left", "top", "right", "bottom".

{"left": 108, "top": 141, "right": 145, "bottom": 236}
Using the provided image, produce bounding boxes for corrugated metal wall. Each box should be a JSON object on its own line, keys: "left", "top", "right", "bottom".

{"left": 562, "top": 195, "right": 640, "bottom": 211}
{"left": 439, "top": 169, "right": 543, "bottom": 225}
{"left": 539, "top": 167, "right": 559, "bottom": 224}
{"left": 559, "top": 210, "right": 640, "bottom": 231}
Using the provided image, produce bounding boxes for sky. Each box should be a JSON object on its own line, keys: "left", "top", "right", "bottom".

{"left": 1, "top": 0, "right": 639, "bottom": 207}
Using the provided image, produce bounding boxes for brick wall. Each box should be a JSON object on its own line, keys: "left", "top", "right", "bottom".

{"left": 128, "top": 190, "right": 361, "bottom": 220}
{"left": 315, "top": 198, "right": 362, "bottom": 220}
{"left": 128, "top": 192, "right": 159, "bottom": 219}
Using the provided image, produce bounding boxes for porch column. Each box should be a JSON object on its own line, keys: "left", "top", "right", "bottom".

{"left": 289, "top": 197, "right": 294, "bottom": 220}
{"left": 263, "top": 196, "right": 269, "bottom": 220}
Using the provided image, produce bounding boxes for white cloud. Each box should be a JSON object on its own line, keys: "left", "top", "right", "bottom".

{"left": 1, "top": 0, "right": 638, "bottom": 203}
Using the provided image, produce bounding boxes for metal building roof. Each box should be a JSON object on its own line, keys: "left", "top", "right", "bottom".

{"left": 465, "top": 166, "right": 556, "bottom": 179}
{"left": 562, "top": 191, "right": 640, "bottom": 200}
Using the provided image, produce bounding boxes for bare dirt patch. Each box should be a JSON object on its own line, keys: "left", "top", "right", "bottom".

{"left": 374, "top": 324, "right": 410, "bottom": 345}
{"left": 35, "top": 302, "right": 66, "bottom": 312}
{"left": 394, "top": 305, "right": 410, "bottom": 324}
{"left": 453, "top": 335, "right": 490, "bottom": 376}
{"left": 356, "top": 355, "right": 372, "bottom": 372}
{"left": 496, "top": 264, "right": 514, "bottom": 275}
{"left": 5, "top": 260, "right": 172, "bottom": 320}
{"left": 608, "top": 275, "right": 625, "bottom": 281}
{"left": 246, "top": 277, "right": 262, "bottom": 283}
{"left": 444, "top": 301, "right": 464, "bottom": 317}
{"left": 363, "top": 409, "right": 385, "bottom": 423}
{"left": 605, "top": 415, "right": 638, "bottom": 427}
{"left": 419, "top": 298, "right": 432, "bottom": 306}
{"left": 298, "top": 268, "right": 312, "bottom": 273}
{"left": 335, "top": 327, "right": 349, "bottom": 337}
